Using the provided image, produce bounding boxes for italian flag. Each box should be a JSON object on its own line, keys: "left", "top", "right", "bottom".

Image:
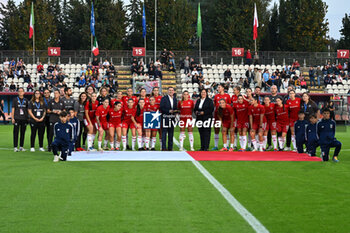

{"left": 92, "top": 37, "right": 99, "bottom": 56}
{"left": 29, "top": 2, "right": 34, "bottom": 39}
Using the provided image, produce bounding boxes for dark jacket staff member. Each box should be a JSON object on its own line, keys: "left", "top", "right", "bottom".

{"left": 160, "top": 87, "right": 178, "bottom": 151}
{"left": 194, "top": 89, "right": 214, "bottom": 151}
{"left": 43, "top": 89, "right": 52, "bottom": 147}
{"left": 28, "top": 90, "right": 46, "bottom": 152}
{"left": 47, "top": 90, "right": 64, "bottom": 151}
{"left": 75, "top": 92, "right": 88, "bottom": 150}
{"left": 11, "top": 88, "right": 28, "bottom": 152}
{"left": 300, "top": 92, "right": 319, "bottom": 120}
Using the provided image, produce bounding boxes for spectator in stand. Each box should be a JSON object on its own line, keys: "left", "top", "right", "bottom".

{"left": 183, "top": 56, "right": 190, "bottom": 74}
{"left": 37, "top": 62, "right": 44, "bottom": 74}
{"left": 300, "top": 76, "right": 308, "bottom": 89}
{"left": 3, "top": 58, "right": 9, "bottom": 69}
{"left": 292, "top": 60, "right": 300, "bottom": 70}
{"left": 282, "top": 77, "right": 289, "bottom": 89}
{"left": 148, "top": 63, "right": 155, "bottom": 79}
{"left": 245, "top": 49, "right": 252, "bottom": 65}
{"left": 154, "top": 66, "right": 163, "bottom": 80}
{"left": 78, "top": 76, "right": 86, "bottom": 87}
{"left": 191, "top": 68, "right": 199, "bottom": 78}
{"left": 92, "top": 57, "right": 99, "bottom": 70}
{"left": 224, "top": 68, "right": 231, "bottom": 79}
{"left": 9, "top": 81, "right": 16, "bottom": 92}
{"left": 198, "top": 73, "right": 204, "bottom": 83}
{"left": 160, "top": 49, "right": 168, "bottom": 67}
{"left": 168, "top": 61, "right": 175, "bottom": 73}
{"left": 331, "top": 74, "right": 337, "bottom": 84}
{"left": 309, "top": 66, "right": 316, "bottom": 87}
{"left": 197, "top": 64, "right": 203, "bottom": 75}
{"left": 316, "top": 66, "right": 323, "bottom": 88}
{"left": 245, "top": 68, "right": 254, "bottom": 84}
{"left": 47, "top": 63, "right": 54, "bottom": 73}
{"left": 27, "top": 82, "right": 34, "bottom": 92}
{"left": 254, "top": 69, "right": 262, "bottom": 87}
{"left": 131, "top": 62, "right": 138, "bottom": 75}
{"left": 253, "top": 51, "right": 259, "bottom": 65}
{"left": 336, "top": 75, "right": 343, "bottom": 85}
{"left": 102, "top": 59, "right": 110, "bottom": 69}
{"left": 9, "top": 59, "right": 16, "bottom": 70}
{"left": 262, "top": 69, "right": 270, "bottom": 91}
{"left": 243, "top": 78, "right": 249, "bottom": 89}
{"left": 138, "top": 65, "right": 145, "bottom": 75}
{"left": 154, "top": 59, "right": 161, "bottom": 67}
{"left": 79, "top": 67, "right": 86, "bottom": 76}
{"left": 190, "top": 58, "right": 197, "bottom": 71}
{"left": 168, "top": 51, "right": 175, "bottom": 69}
{"left": 324, "top": 74, "right": 332, "bottom": 86}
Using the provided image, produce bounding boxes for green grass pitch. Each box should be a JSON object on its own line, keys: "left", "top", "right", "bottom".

{"left": 0, "top": 125, "right": 349, "bottom": 233}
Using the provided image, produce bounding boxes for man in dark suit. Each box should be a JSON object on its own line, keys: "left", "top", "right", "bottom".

{"left": 194, "top": 89, "right": 214, "bottom": 151}
{"left": 160, "top": 87, "right": 178, "bottom": 151}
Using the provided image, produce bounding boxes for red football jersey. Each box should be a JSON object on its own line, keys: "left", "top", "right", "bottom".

{"left": 275, "top": 104, "right": 289, "bottom": 124}
{"left": 95, "top": 105, "right": 110, "bottom": 123}
{"left": 135, "top": 107, "right": 145, "bottom": 124}
{"left": 178, "top": 99, "right": 194, "bottom": 118}
{"left": 122, "top": 95, "right": 138, "bottom": 106}
{"left": 234, "top": 102, "right": 249, "bottom": 123}
{"left": 84, "top": 100, "right": 99, "bottom": 120}
{"left": 139, "top": 97, "right": 150, "bottom": 106}
{"left": 146, "top": 104, "right": 159, "bottom": 112}
{"left": 231, "top": 95, "right": 239, "bottom": 104}
{"left": 110, "top": 98, "right": 124, "bottom": 108}
{"left": 264, "top": 103, "right": 276, "bottom": 123}
{"left": 123, "top": 107, "right": 137, "bottom": 123}
{"left": 109, "top": 108, "right": 123, "bottom": 125}
{"left": 153, "top": 95, "right": 162, "bottom": 107}
{"left": 286, "top": 98, "right": 301, "bottom": 120}
{"left": 214, "top": 93, "right": 231, "bottom": 107}
{"left": 216, "top": 104, "right": 234, "bottom": 121}
{"left": 249, "top": 104, "right": 266, "bottom": 123}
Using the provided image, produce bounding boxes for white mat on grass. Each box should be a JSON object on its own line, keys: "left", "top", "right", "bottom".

{"left": 67, "top": 151, "right": 194, "bottom": 161}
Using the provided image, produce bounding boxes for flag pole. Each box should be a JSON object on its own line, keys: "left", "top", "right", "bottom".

{"left": 154, "top": 0, "right": 157, "bottom": 62}
{"left": 143, "top": 2, "right": 147, "bottom": 62}
{"left": 254, "top": 40, "right": 257, "bottom": 53}
{"left": 91, "top": 34, "right": 93, "bottom": 59}
{"left": 199, "top": 36, "right": 201, "bottom": 64}
{"left": 33, "top": 24, "right": 35, "bottom": 64}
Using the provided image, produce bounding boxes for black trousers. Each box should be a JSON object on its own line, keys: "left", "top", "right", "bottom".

{"left": 162, "top": 126, "right": 174, "bottom": 151}
{"left": 286, "top": 128, "right": 291, "bottom": 147}
{"left": 198, "top": 127, "right": 211, "bottom": 151}
{"left": 30, "top": 121, "right": 45, "bottom": 148}
{"left": 13, "top": 119, "right": 27, "bottom": 148}
{"left": 75, "top": 120, "right": 86, "bottom": 149}
{"left": 45, "top": 117, "right": 50, "bottom": 147}
{"left": 48, "top": 122, "right": 55, "bottom": 149}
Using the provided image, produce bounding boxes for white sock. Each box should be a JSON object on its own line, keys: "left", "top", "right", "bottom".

{"left": 151, "top": 137, "right": 156, "bottom": 148}
{"left": 226, "top": 138, "right": 230, "bottom": 147}
{"left": 179, "top": 132, "right": 185, "bottom": 149}
{"left": 116, "top": 141, "right": 120, "bottom": 149}
{"left": 87, "top": 134, "right": 92, "bottom": 148}
{"left": 188, "top": 132, "right": 194, "bottom": 148}
{"left": 92, "top": 134, "right": 96, "bottom": 146}
{"left": 214, "top": 134, "right": 219, "bottom": 147}
{"left": 272, "top": 135, "right": 278, "bottom": 149}
{"left": 291, "top": 135, "right": 296, "bottom": 150}
{"left": 278, "top": 137, "right": 284, "bottom": 149}
{"left": 145, "top": 137, "right": 150, "bottom": 149}
{"left": 230, "top": 143, "right": 234, "bottom": 149}
{"left": 223, "top": 143, "right": 227, "bottom": 148}
{"left": 263, "top": 136, "right": 267, "bottom": 149}
{"left": 98, "top": 141, "right": 102, "bottom": 149}
{"left": 259, "top": 142, "right": 264, "bottom": 150}
{"left": 122, "top": 136, "right": 127, "bottom": 149}
{"left": 234, "top": 133, "right": 238, "bottom": 147}
{"left": 239, "top": 136, "right": 243, "bottom": 149}
{"left": 137, "top": 136, "right": 142, "bottom": 149}
{"left": 142, "top": 136, "right": 145, "bottom": 147}
{"left": 242, "top": 136, "right": 247, "bottom": 149}
{"left": 252, "top": 139, "right": 258, "bottom": 150}
{"left": 109, "top": 141, "right": 114, "bottom": 148}
{"left": 132, "top": 136, "right": 136, "bottom": 150}
{"left": 104, "top": 139, "right": 108, "bottom": 148}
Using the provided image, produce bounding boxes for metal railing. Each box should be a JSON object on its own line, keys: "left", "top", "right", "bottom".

{"left": 0, "top": 50, "right": 348, "bottom": 67}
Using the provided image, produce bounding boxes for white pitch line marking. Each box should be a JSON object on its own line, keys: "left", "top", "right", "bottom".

{"left": 173, "top": 137, "right": 269, "bottom": 233}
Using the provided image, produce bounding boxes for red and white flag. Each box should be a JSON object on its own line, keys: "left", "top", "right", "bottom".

{"left": 29, "top": 2, "right": 34, "bottom": 39}
{"left": 92, "top": 37, "right": 99, "bottom": 56}
{"left": 253, "top": 3, "right": 258, "bottom": 40}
